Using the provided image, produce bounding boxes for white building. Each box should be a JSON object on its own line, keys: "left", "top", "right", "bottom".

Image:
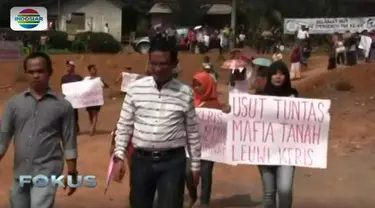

{"left": 45, "top": 0, "right": 123, "bottom": 41}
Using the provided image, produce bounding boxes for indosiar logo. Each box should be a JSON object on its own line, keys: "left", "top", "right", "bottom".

{"left": 10, "top": 7, "right": 48, "bottom": 31}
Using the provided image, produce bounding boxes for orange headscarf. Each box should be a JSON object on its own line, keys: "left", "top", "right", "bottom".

{"left": 193, "top": 72, "right": 221, "bottom": 109}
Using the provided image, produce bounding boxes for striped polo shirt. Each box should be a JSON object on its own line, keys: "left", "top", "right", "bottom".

{"left": 114, "top": 76, "right": 201, "bottom": 171}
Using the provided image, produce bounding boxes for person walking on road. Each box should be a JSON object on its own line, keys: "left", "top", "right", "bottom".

{"left": 60, "top": 60, "right": 83, "bottom": 133}
{"left": 84, "top": 64, "right": 108, "bottom": 136}
{"left": 186, "top": 71, "right": 230, "bottom": 208}
{"left": 0, "top": 52, "right": 79, "bottom": 208}
{"left": 258, "top": 60, "right": 298, "bottom": 208}
{"left": 296, "top": 25, "right": 309, "bottom": 46}
{"left": 290, "top": 45, "right": 302, "bottom": 80}
{"left": 112, "top": 37, "right": 201, "bottom": 208}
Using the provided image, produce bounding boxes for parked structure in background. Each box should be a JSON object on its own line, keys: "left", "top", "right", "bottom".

{"left": 44, "top": 0, "right": 123, "bottom": 41}
{"left": 149, "top": 0, "right": 233, "bottom": 28}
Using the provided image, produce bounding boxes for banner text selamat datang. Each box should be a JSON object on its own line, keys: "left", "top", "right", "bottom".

{"left": 227, "top": 93, "right": 331, "bottom": 168}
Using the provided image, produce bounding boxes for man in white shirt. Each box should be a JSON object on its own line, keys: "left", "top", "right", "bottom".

{"left": 203, "top": 31, "right": 210, "bottom": 49}
{"left": 219, "top": 29, "right": 227, "bottom": 51}
{"left": 104, "top": 23, "right": 110, "bottom": 33}
{"left": 196, "top": 29, "right": 204, "bottom": 54}
{"left": 297, "top": 25, "right": 309, "bottom": 42}
{"left": 112, "top": 37, "right": 201, "bottom": 208}
{"left": 359, "top": 32, "right": 373, "bottom": 62}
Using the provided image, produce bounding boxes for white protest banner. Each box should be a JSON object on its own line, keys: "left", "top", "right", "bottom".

{"left": 62, "top": 79, "right": 104, "bottom": 109}
{"left": 195, "top": 108, "right": 235, "bottom": 165}
{"left": 284, "top": 17, "right": 375, "bottom": 34}
{"left": 227, "top": 93, "right": 331, "bottom": 168}
{"left": 121, "top": 72, "right": 140, "bottom": 92}
{"left": 0, "top": 41, "right": 22, "bottom": 61}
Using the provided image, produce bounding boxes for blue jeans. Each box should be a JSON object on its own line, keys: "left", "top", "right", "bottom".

{"left": 258, "top": 166, "right": 295, "bottom": 208}
{"left": 186, "top": 160, "right": 215, "bottom": 205}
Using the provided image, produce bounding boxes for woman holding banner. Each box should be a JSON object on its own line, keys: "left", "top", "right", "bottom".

{"left": 84, "top": 64, "right": 109, "bottom": 136}
{"left": 258, "top": 60, "right": 298, "bottom": 208}
{"left": 186, "top": 71, "right": 230, "bottom": 208}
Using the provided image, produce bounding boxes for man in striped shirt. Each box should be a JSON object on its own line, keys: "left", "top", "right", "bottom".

{"left": 113, "top": 37, "right": 201, "bottom": 208}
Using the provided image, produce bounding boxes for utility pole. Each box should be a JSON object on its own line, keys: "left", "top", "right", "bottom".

{"left": 57, "top": 0, "right": 61, "bottom": 30}
{"left": 229, "top": 0, "right": 236, "bottom": 50}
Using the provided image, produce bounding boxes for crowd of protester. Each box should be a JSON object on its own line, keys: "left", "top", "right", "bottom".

{"left": 1, "top": 21, "right": 374, "bottom": 208}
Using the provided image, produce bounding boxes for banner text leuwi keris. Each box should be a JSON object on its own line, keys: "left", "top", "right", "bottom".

{"left": 231, "top": 95, "right": 327, "bottom": 167}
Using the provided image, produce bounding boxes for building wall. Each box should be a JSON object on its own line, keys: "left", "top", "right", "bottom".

{"left": 48, "top": 0, "right": 122, "bottom": 41}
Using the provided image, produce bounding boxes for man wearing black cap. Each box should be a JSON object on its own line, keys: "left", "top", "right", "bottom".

{"left": 60, "top": 60, "right": 83, "bottom": 133}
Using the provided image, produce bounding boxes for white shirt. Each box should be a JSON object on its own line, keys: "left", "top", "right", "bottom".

{"left": 40, "top": 36, "right": 49, "bottom": 46}
{"left": 239, "top": 34, "right": 246, "bottom": 41}
{"left": 297, "top": 29, "right": 309, "bottom": 40}
{"left": 104, "top": 26, "right": 109, "bottom": 33}
{"left": 196, "top": 32, "right": 204, "bottom": 42}
{"left": 114, "top": 77, "right": 201, "bottom": 171}
{"left": 203, "top": 35, "right": 210, "bottom": 46}
{"left": 359, "top": 35, "right": 372, "bottom": 58}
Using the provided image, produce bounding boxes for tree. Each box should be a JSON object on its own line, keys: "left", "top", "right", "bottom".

{"left": 165, "top": 0, "right": 209, "bottom": 26}
{"left": 236, "top": 0, "right": 271, "bottom": 29}
{"left": 237, "top": 0, "right": 336, "bottom": 29}
{"left": 121, "top": 0, "right": 152, "bottom": 14}
{"left": 121, "top": 0, "right": 152, "bottom": 33}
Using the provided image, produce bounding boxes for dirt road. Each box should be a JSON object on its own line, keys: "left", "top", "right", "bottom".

{"left": 0, "top": 53, "right": 374, "bottom": 207}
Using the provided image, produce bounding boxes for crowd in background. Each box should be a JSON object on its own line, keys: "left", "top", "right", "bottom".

{"left": 1, "top": 20, "right": 374, "bottom": 208}
{"left": 327, "top": 29, "right": 373, "bottom": 70}
{"left": 148, "top": 23, "right": 248, "bottom": 55}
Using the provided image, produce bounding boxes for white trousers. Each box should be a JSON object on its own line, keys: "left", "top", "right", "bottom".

{"left": 290, "top": 62, "right": 301, "bottom": 79}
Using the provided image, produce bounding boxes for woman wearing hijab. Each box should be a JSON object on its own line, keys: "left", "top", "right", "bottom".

{"left": 186, "top": 71, "right": 230, "bottom": 208}
{"left": 258, "top": 60, "right": 298, "bottom": 208}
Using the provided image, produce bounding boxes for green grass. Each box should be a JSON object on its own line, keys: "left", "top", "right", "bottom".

{"left": 44, "top": 48, "right": 73, "bottom": 54}
{"left": 22, "top": 47, "right": 74, "bottom": 55}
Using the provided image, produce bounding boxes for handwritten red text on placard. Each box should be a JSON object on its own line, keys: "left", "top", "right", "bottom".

{"left": 196, "top": 108, "right": 233, "bottom": 165}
